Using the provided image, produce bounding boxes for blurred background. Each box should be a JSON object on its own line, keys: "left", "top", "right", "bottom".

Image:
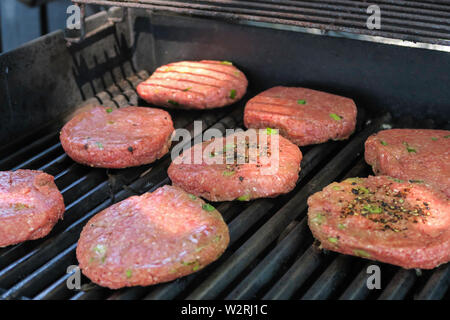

{"left": 0, "top": 0, "right": 100, "bottom": 53}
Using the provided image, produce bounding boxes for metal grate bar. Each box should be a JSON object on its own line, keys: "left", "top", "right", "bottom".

{"left": 338, "top": 262, "right": 379, "bottom": 300}
{"left": 416, "top": 264, "right": 450, "bottom": 300}
{"left": 73, "top": 0, "right": 450, "bottom": 45}
{"left": 301, "top": 255, "right": 355, "bottom": 300}
{"left": 378, "top": 269, "right": 417, "bottom": 300}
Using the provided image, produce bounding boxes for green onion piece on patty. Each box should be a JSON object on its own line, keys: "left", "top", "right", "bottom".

{"left": 223, "top": 170, "right": 235, "bottom": 177}
{"left": 297, "top": 99, "right": 306, "bottom": 105}
{"left": 266, "top": 127, "right": 278, "bottom": 135}
{"left": 168, "top": 99, "right": 179, "bottom": 106}
{"left": 354, "top": 249, "right": 371, "bottom": 258}
{"left": 202, "top": 203, "right": 216, "bottom": 212}
{"left": 106, "top": 108, "right": 113, "bottom": 113}
{"left": 221, "top": 61, "right": 233, "bottom": 65}
{"left": 363, "top": 204, "right": 382, "bottom": 214}
{"left": 237, "top": 194, "right": 251, "bottom": 201}
{"left": 183, "top": 87, "right": 192, "bottom": 92}
{"left": 312, "top": 213, "right": 325, "bottom": 225}
{"left": 328, "top": 237, "right": 338, "bottom": 244}
{"left": 406, "top": 146, "right": 416, "bottom": 153}
{"left": 380, "top": 140, "right": 388, "bottom": 146}
{"left": 431, "top": 137, "right": 438, "bottom": 141}
{"left": 125, "top": 269, "right": 133, "bottom": 279}
{"left": 229, "top": 89, "right": 237, "bottom": 99}
{"left": 329, "top": 113, "right": 342, "bottom": 121}
{"left": 188, "top": 194, "right": 197, "bottom": 200}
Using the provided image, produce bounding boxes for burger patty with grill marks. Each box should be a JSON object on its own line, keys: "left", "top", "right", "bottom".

{"left": 307, "top": 175, "right": 450, "bottom": 269}
{"left": 0, "top": 170, "right": 65, "bottom": 247}
{"left": 60, "top": 106, "right": 174, "bottom": 169}
{"left": 365, "top": 129, "right": 450, "bottom": 198}
{"left": 137, "top": 60, "right": 248, "bottom": 109}
{"left": 76, "top": 185, "right": 229, "bottom": 289}
{"left": 168, "top": 129, "right": 302, "bottom": 202}
{"left": 244, "top": 86, "right": 357, "bottom": 146}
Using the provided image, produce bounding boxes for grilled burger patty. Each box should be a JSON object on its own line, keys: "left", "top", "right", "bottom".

{"left": 244, "top": 86, "right": 357, "bottom": 146}
{"left": 365, "top": 129, "right": 450, "bottom": 198}
{"left": 60, "top": 106, "right": 174, "bottom": 169}
{"left": 0, "top": 170, "right": 65, "bottom": 247}
{"left": 168, "top": 129, "right": 302, "bottom": 201}
{"left": 77, "top": 185, "right": 229, "bottom": 289}
{"left": 137, "top": 60, "right": 248, "bottom": 109}
{"left": 307, "top": 176, "right": 450, "bottom": 269}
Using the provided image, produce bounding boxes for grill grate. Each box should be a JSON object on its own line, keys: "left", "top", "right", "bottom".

{"left": 72, "top": 0, "right": 450, "bottom": 46}
{"left": 0, "top": 69, "right": 448, "bottom": 300}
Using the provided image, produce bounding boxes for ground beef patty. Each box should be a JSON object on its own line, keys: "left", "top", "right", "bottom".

{"left": 168, "top": 129, "right": 302, "bottom": 201}
{"left": 76, "top": 185, "right": 229, "bottom": 289}
{"left": 244, "top": 86, "right": 357, "bottom": 146}
{"left": 137, "top": 60, "right": 248, "bottom": 109}
{"left": 0, "top": 170, "right": 65, "bottom": 247}
{"left": 365, "top": 129, "right": 450, "bottom": 198}
{"left": 60, "top": 106, "right": 174, "bottom": 168}
{"left": 307, "top": 176, "right": 450, "bottom": 269}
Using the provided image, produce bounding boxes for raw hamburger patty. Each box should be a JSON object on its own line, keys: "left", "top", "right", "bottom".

{"left": 136, "top": 60, "right": 248, "bottom": 109}
{"left": 76, "top": 185, "right": 229, "bottom": 289}
{"left": 365, "top": 129, "right": 450, "bottom": 198}
{"left": 168, "top": 129, "right": 302, "bottom": 201}
{"left": 244, "top": 86, "right": 357, "bottom": 146}
{"left": 60, "top": 106, "right": 174, "bottom": 168}
{"left": 0, "top": 170, "right": 65, "bottom": 247}
{"left": 307, "top": 176, "right": 450, "bottom": 269}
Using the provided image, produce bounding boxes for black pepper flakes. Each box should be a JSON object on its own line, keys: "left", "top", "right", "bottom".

{"left": 128, "top": 146, "right": 134, "bottom": 153}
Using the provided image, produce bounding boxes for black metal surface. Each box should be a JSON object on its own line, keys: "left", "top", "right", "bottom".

{"left": 73, "top": 0, "right": 450, "bottom": 46}
{"left": 0, "top": 6, "right": 449, "bottom": 300}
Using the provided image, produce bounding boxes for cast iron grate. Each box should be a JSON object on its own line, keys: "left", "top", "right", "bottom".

{"left": 72, "top": 0, "right": 450, "bottom": 46}
{"left": 0, "top": 70, "right": 448, "bottom": 300}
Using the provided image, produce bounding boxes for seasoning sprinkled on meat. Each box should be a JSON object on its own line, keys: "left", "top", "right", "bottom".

{"left": 307, "top": 175, "right": 450, "bottom": 269}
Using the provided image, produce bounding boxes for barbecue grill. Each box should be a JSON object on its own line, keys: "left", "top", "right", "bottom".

{"left": 0, "top": 1, "right": 449, "bottom": 300}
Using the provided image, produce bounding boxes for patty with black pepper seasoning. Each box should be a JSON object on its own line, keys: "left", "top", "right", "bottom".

{"left": 307, "top": 175, "right": 450, "bottom": 269}
{"left": 168, "top": 129, "right": 302, "bottom": 201}
{"left": 76, "top": 185, "right": 229, "bottom": 289}
{"left": 365, "top": 129, "right": 450, "bottom": 197}
{"left": 60, "top": 106, "right": 174, "bottom": 168}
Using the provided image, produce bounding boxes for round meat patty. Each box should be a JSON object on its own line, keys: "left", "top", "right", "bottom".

{"left": 244, "top": 86, "right": 357, "bottom": 146}
{"left": 307, "top": 176, "right": 450, "bottom": 269}
{"left": 365, "top": 129, "right": 450, "bottom": 198}
{"left": 168, "top": 129, "right": 302, "bottom": 201}
{"left": 76, "top": 185, "right": 229, "bottom": 289}
{"left": 60, "top": 106, "right": 174, "bottom": 168}
{"left": 136, "top": 60, "right": 248, "bottom": 109}
{"left": 0, "top": 170, "right": 65, "bottom": 247}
